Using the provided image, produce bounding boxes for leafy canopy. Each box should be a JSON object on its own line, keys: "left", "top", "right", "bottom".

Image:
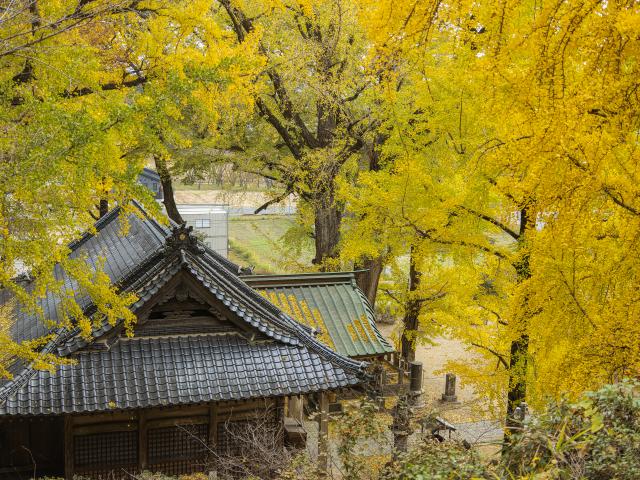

{"left": 342, "top": 0, "right": 640, "bottom": 411}
{"left": 0, "top": 0, "right": 262, "bottom": 376}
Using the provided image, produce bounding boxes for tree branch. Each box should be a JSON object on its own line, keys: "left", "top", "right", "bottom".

{"left": 567, "top": 154, "right": 640, "bottom": 216}
{"left": 458, "top": 205, "right": 520, "bottom": 240}
{"left": 254, "top": 188, "right": 293, "bottom": 214}
{"left": 255, "top": 98, "right": 303, "bottom": 160}
{"left": 478, "top": 304, "right": 508, "bottom": 325}
{"left": 602, "top": 186, "right": 640, "bottom": 216}
{"left": 413, "top": 224, "right": 508, "bottom": 260}
{"left": 382, "top": 289, "right": 403, "bottom": 305}
{"left": 471, "top": 342, "right": 509, "bottom": 369}
{"left": 62, "top": 76, "right": 147, "bottom": 98}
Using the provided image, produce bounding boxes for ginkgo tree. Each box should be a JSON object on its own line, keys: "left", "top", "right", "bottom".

{"left": 345, "top": 0, "right": 640, "bottom": 430}
{"left": 175, "top": 0, "right": 389, "bottom": 303}
{"left": 0, "top": 0, "right": 261, "bottom": 376}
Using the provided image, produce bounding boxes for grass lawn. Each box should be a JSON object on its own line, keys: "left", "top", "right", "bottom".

{"left": 228, "top": 215, "right": 314, "bottom": 274}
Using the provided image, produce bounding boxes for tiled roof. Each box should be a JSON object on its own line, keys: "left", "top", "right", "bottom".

{"left": 0, "top": 205, "right": 367, "bottom": 415}
{"left": 0, "top": 334, "right": 360, "bottom": 416}
{"left": 244, "top": 273, "right": 394, "bottom": 358}
{"left": 5, "top": 202, "right": 245, "bottom": 348}
{"left": 5, "top": 203, "right": 171, "bottom": 346}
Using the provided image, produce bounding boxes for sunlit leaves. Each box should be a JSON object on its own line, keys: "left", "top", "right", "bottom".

{"left": 346, "top": 0, "right": 640, "bottom": 411}
{"left": 0, "top": 0, "right": 261, "bottom": 375}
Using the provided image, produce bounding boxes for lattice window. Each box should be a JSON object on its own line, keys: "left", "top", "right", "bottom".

{"left": 216, "top": 420, "right": 252, "bottom": 458}
{"left": 73, "top": 430, "right": 138, "bottom": 479}
{"left": 148, "top": 423, "right": 208, "bottom": 476}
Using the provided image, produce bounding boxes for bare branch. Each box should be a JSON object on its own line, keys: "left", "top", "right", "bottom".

{"left": 254, "top": 188, "right": 293, "bottom": 214}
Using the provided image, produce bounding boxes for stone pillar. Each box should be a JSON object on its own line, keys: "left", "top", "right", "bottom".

{"left": 441, "top": 373, "right": 458, "bottom": 402}
{"left": 408, "top": 361, "right": 423, "bottom": 407}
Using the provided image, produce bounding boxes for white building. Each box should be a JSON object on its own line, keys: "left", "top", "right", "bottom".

{"left": 176, "top": 204, "right": 229, "bottom": 258}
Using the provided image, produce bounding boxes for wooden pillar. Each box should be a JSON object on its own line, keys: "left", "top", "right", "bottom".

{"left": 139, "top": 411, "right": 148, "bottom": 471}
{"left": 392, "top": 352, "right": 400, "bottom": 368}
{"left": 276, "top": 396, "right": 285, "bottom": 423}
{"left": 64, "top": 416, "right": 74, "bottom": 480}
{"left": 209, "top": 403, "right": 218, "bottom": 449}
{"left": 288, "top": 396, "right": 304, "bottom": 424}
{"left": 317, "top": 393, "right": 329, "bottom": 476}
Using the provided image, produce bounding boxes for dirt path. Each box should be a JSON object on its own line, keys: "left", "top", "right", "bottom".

{"left": 378, "top": 322, "right": 496, "bottom": 424}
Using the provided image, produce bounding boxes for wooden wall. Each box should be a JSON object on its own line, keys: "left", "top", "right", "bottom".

{"left": 62, "top": 398, "right": 283, "bottom": 479}
{"left": 0, "top": 416, "right": 64, "bottom": 479}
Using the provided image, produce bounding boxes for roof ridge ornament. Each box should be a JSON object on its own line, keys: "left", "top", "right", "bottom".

{"left": 166, "top": 223, "right": 205, "bottom": 255}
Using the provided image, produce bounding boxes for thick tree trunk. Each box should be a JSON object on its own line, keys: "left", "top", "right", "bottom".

{"left": 154, "top": 155, "right": 183, "bottom": 224}
{"left": 505, "top": 334, "right": 529, "bottom": 429}
{"left": 312, "top": 198, "right": 341, "bottom": 268}
{"left": 401, "top": 246, "right": 421, "bottom": 362}
{"left": 355, "top": 256, "right": 384, "bottom": 308}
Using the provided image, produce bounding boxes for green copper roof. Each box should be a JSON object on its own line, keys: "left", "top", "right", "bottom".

{"left": 243, "top": 272, "right": 394, "bottom": 358}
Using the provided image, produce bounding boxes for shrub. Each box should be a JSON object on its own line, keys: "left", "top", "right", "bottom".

{"left": 504, "top": 379, "right": 640, "bottom": 479}
{"left": 380, "top": 440, "right": 491, "bottom": 480}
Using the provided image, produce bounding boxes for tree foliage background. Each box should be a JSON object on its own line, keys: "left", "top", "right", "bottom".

{"left": 342, "top": 0, "right": 640, "bottom": 417}
{"left": 0, "top": 0, "right": 261, "bottom": 375}
{"left": 2, "top": 0, "right": 640, "bottom": 426}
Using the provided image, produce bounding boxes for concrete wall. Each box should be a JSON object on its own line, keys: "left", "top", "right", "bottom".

{"left": 177, "top": 204, "right": 229, "bottom": 258}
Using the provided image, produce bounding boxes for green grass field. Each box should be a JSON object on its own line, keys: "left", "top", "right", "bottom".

{"left": 228, "top": 215, "right": 314, "bottom": 274}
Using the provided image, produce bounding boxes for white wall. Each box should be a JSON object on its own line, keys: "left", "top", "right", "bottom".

{"left": 177, "top": 204, "right": 229, "bottom": 258}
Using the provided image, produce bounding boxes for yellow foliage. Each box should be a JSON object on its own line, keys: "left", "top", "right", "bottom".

{"left": 0, "top": 0, "right": 262, "bottom": 375}
{"left": 343, "top": 0, "right": 640, "bottom": 414}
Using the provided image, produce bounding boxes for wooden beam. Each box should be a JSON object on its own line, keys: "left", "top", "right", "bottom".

{"left": 139, "top": 410, "right": 148, "bottom": 471}
{"left": 208, "top": 402, "right": 218, "bottom": 450}
{"left": 72, "top": 422, "right": 137, "bottom": 435}
{"left": 317, "top": 393, "right": 329, "bottom": 476}
{"left": 145, "top": 416, "right": 209, "bottom": 429}
{"left": 64, "top": 416, "right": 74, "bottom": 480}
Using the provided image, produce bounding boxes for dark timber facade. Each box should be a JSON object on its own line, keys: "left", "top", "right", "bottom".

{"left": 0, "top": 204, "right": 365, "bottom": 479}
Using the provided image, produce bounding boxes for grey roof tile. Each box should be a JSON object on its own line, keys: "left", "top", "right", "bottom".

{"left": 7, "top": 203, "right": 170, "bottom": 345}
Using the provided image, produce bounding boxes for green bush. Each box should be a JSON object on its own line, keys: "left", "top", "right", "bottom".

{"left": 504, "top": 379, "right": 640, "bottom": 479}
{"left": 380, "top": 441, "right": 491, "bottom": 480}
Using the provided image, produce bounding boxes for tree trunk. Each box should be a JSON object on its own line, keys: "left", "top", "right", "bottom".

{"left": 355, "top": 256, "right": 384, "bottom": 308}
{"left": 154, "top": 154, "right": 183, "bottom": 224}
{"left": 98, "top": 199, "right": 109, "bottom": 218}
{"left": 504, "top": 207, "right": 532, "bottom": 445}
{"left": 312, "top": 197, "right": 341, "bottom": 268}
{"left": 354, "top": 133, "right": 387, "bottom": 307}
{"left": 401, "top": 245, "right": 421, "bottom": 362}
{"left": 505, "top": 334, "right": 529, "bottom": 431}
{"left": 96, "top": 177, "right": 109, "bottom": 218}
